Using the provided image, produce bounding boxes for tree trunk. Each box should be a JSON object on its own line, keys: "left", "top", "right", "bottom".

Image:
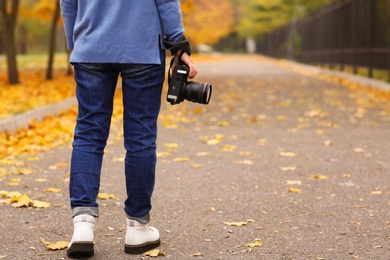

{"left": 0, "top": 0, "right": 20, "bottom": 85}
{"left": 46, "top": 0, "right": 60, "bottom": 80}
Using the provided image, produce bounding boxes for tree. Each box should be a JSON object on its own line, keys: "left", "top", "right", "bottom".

{"left": 181, "top": 0, "right": 234, "bottom": 48}
{"left": 234, "top": 0, "right": 334, "bottom": 39}
{"left": 33, "top": 0, "right": 61, "bottom": 80}
{"left": 0, "top": 0, "right": 20, "bottom": 85}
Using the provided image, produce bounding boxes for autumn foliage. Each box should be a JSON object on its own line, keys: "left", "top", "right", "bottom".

{"left": 181, "top": 0, "right": 234, "bottom": 47}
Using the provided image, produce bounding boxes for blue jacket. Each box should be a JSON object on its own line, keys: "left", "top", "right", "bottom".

{"left": 60, "top": 0, "right": 184, "bottom": 64}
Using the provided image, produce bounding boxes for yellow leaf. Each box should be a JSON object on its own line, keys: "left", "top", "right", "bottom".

{"left": 280, "top": 166, "right": 296, "bottom": 171}
{"left": 288, "top": 187, "right": 302, "bottom": 193}
{"left": 31, "top": 200, "right": 50, "bottom": 208}
{"left": 280, "top": 152, "right": 297, "bottom": 157}
{"left": 354, "top": 147, "right": 364, "bottom": 153}
{"left": 246, "top": 239, "right": 263, "bottom": 248}
{"left": 164, "top": 143, "right": 178, "bottom": 149}
{"left": 310, "top": 175, "right": 328, "bottom": 180}
{"left": 196, "top": 152, "right": 209, "bottom": 156}
{"left": 223, "top": 221, "right": 248, "bottom": 226}
{"left": 218, "top": 121, "right": 230, "bottom": 127}
{"left": 97, "top": 193, "right": 117, "bottom": 200}
{"left": 12, "top": 194, "right": 31, "bottom": 208}
{"left": 18, "top": 168, "right": 33, "bottom": 175}
{"left": 206, "top": 139, "right": 220, "bottom": 145}
{"left": 6, "top": 191, "right": 23, "bottom": 198}
{"left": 36, "top": 178, "right": 48, "bottom": 183}
{"left": 113, "top": 157, "right": 124, "bottom": 162}
{"left": 173, "top": 157, "right": 190, "bottom": 162}
{"left": 257, "top": 139, "right": 267, "bottom": 146}
{"left": 286, "top": 180, "right": 302, "bottom": 185}
{"left": 371, "top": 191, "right": 383, "bottom": 195}
{"left": 40, "top": 238, "right": 51, "bottom": 246}
{"left": 47, "top": 241, "right": 69, "bottom": 251}
{"left": 235, "top": 160, "right": 253, "bottom": 165}
{"left": 156, "top": 152, "right": 171, "bottom": 158}
{"left": 43, "top": 188, "right": 61, "bottom": 193}
{"left": 143, "top": 249, "right": 166, "bottom": 257}
{"left": 219, "top": 145, "right": 237, "bottom": 152}
{"left": 192, "top": 164, "right": 203, "bottom": 169}
{"left": 324, "top": 140, "right": 334, "bottom": 146}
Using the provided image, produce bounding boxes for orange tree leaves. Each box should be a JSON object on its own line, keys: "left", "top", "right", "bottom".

{"left": 182, "top": 0, "right": 234, "bottom": 47}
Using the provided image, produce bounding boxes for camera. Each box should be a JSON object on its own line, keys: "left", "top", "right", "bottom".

{"left": 167, "top": 64, "right": 212, "bottom": 105}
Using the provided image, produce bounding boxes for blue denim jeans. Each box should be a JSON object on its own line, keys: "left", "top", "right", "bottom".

{"left": 70, "top": 56, "right": 165, "bottom": 222}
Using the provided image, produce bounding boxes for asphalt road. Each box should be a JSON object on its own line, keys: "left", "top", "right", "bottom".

{"left": 1, "top": 55, "right": 390, "bottom": 260}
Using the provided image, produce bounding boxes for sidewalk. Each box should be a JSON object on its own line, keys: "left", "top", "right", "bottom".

{"left": 1, "top": 55, "right": 390, "bottom": 259}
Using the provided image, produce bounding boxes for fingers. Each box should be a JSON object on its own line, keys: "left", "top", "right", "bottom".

{"left": 172, "top": 50, "right": 198, "bottom": 79}
{"left": 180, "top": 52, "right": 198, "bottom": 79}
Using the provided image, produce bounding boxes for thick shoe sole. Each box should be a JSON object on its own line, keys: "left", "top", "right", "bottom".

{"left": 67, "top": 242, "right": 94, "bottom": 258}
{"left": 124, "top": 240, "right": 161, "bottom": 254}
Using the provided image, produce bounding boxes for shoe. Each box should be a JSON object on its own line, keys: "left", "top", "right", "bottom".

{"left": 67, "top": 214, "right": 96, "bottom": 258}
{"left": 124, "top": 219, "right": 160, "bottom": 254}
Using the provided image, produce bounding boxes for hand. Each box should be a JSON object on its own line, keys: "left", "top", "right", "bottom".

{"left": 172, "top": 49, "right": 198, "bottom": 79}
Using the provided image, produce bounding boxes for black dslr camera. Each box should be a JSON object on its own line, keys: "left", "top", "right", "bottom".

{"left": 167, "top": 64, "right": 212, "bottom": 105}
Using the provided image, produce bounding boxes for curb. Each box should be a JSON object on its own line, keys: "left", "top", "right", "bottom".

{"left": 0, "top": 97, "right": 77, "bottom": 133}
{"left": 282, "top": 60, "right": 390, "bottom": 92}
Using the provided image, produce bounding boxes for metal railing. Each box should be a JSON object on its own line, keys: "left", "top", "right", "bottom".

{"left": 257, "top": 0, "right": 390, "bottom": 82}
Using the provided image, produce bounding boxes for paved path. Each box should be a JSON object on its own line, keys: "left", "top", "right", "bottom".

{"left": 1, "top": 55, "right": 390, "bottom": 259}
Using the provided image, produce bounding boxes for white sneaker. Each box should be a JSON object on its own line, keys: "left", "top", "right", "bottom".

{"left": 124, "top": 219, "right": 160, "bottom": 254}
{"left": 67, "top": 214, "right": 96, "bottom": 257}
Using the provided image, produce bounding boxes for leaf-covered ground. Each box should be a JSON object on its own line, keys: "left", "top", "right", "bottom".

{"left": 1, "top": 55, "right": 390, "bottom": 259}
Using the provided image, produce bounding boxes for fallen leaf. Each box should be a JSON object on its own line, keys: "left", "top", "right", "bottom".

{"left": 324, "top": 140, "right": 334, "bottom": 146}
{"left": 192, "top": 252, "right": 204, "bottom": 257}
{"left": 173, "top": 157, "right": 190, "bottom": 162}
{"left": 192, "top": 164, "right": 203, "bottom": 169}
{"left": 280, "top": 166, "right": 296, "bottom": 171}
{"left": 280, "top": 152, "right": 297, "bottom": 157}
{"left": 43, "top": 188, "right": 61, "bottom": 193}
{"left": 11, "top": 194, "right": 31, "bottom": 208}
{"left": 219, "top": 145, "right": 237, "bottom": 152}
{"left": 354, "top": 147, "right": 364, "bottom": 153}
{"left": 143, "top": 249, "right": 166, "bottom": 257}
{"left": 246, "top": 239, "right": 263, "bottom": 247}
{"left": 157, "top": 152, "right": 171, "bottom": 158}
{"left": 113, "top": 157, "right": 124, "bottom": 162}
{"left": 286, "top": 180, "right": 302, "bottom": 185}
{"left": 235, "top": 160, "right": 253, "bottom": 165}
{"left": 31, "top": 200, "right": 50, "bottom": 208}
{"left": 218, "top": 121, "right": 230, "bottom": 127}
{"left": 97, "top": 193, "right": 117, "bottom": 200}
{"left": 223, "top": 221, "right": 248, "bottom": 226}
{"left": 164, "top": 143, "right": 178, "bottom": 149}
{"left": 18, "top": 168, "right": 33, "bottom": 175}
{"left": 47, "top": 241, "right": 69, "bottom": 251}
{"left": 288, "top": 187, "right": 302, "bottom": 193}
{"left": 310, "top": 175, "right": 328, "bottom": 180}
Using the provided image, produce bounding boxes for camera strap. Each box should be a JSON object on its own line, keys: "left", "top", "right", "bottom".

{"left": 163, "top": 35, "right": 192, "bottom": 56}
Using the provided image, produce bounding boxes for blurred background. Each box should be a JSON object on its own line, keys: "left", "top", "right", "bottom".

{"left": 0, "top": 0, "right": 389, "bottom": 84}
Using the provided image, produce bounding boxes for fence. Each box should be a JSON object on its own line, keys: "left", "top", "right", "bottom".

{"left": 257, "top": 0, "right": 390, "bottom": 82}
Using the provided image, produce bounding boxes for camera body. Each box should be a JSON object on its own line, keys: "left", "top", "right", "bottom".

{"left": 167, "top": 64, "right": 212, "bottom": 105}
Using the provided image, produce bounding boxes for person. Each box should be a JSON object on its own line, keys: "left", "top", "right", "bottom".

{"left": 60, "top": 0, "right": 197, "bottom": 257}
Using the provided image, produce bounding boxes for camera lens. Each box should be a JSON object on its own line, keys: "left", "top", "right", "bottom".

{"left": 185, "top": 82, "right": 212, "bottom": 104}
